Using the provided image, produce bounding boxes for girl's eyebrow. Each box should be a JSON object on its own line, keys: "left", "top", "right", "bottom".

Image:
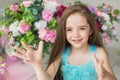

{"left": 78, "top": 25, "right": 89, "bottom": 27}
{"left": 66, "top": 25, "right": 88, "bottom": 28}
{"left": 66, "top": 24, "right": 89, "bottom": 28}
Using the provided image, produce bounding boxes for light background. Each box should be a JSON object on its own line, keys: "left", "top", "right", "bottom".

{"left": 0, "top": 0, "right": 120, "bottom": 80}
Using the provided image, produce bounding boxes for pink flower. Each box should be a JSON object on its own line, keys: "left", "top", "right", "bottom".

{"left": 49, "top": 30, "right": 56, "bottom": 43}
{"left": 44, "top": 29, "right": 56, "bottom": 43}
{"left": 42, "top": 10, "right": 53, "bottom": 22}
{"left": 44, "top": 29, "right": 51, "bottom": 42}
{"left": 19, "top": 20, "right": 30, "bottom": 34}
{"left": 95, "top": 8, "right": 103, "bottom": 17}
{"left": 102, "top": 32, "right": 111, "bottom": 44}
{"left": 38, "top": 28, "right": 56, "bottom": 43}
{"left": 38, "top": 29, "right": 46, "bottom": 40}
{"left": 9, "top": 4, "right": 19, "bottom": 12}
{"left": 22, "top": 0, "right": 33, "bottom": 7}
{"left": 5, "top": 28, "right": 10, "bottom": 33}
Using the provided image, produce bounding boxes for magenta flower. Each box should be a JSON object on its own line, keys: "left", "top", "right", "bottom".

{"left": 56, "top": 5, "right": 67, "bottom": 17}
{"left": 96, "top": 19, "right": 102, "bottom": 30}
{"left": 18, "top": 20, "right": 30, "bottom": 34}
{"left": 9, "top": 4, "right": 19, "bottom": 12}
{"left": 42, "top": 10, "right": 53, "bottom": 22}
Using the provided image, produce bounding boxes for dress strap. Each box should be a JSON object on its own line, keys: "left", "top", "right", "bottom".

{"left": 62, "top": 46, "right": 70, "bottom": 57}
{"left": 89, "top": 45, "right": 97, "bottom": 60}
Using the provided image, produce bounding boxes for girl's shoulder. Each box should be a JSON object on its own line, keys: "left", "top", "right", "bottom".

{"left": 96, "top": 46, "right": 108, "bottom": 60}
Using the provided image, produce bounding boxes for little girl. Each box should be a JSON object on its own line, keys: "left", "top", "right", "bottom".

{"left": 14, "top": 4, "right": 117, "bottom": 80}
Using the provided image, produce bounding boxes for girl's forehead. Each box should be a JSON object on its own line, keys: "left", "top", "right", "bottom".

{"left": 66, "top": 13, "right": 89, "bottom": 27}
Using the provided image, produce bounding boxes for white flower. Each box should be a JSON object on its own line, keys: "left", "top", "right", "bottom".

{"left": 8, "top": 36, "right": 15, "bottom": 45}
{"left": 105, "top": 21, "right": 114, "bottom": 29}
{"left": 105, "top": 21, "right": 112, "bottom": 26}
{"left": 5, "top": 45, "right": 15, "bottom": 56}
{"left": 102, "top": 24, "right": 108, "bottom": 31}
{"left": 9, "top": 21, "right": 20, "bottom": 36}
{"left": 43, "top": 0, "right": 57, "bottom": 13}
{"left": 34, "top": 20, "right": 47, "bottom": 30}
{"left": 102, "top": 13, "right": 110, "bottom": 21}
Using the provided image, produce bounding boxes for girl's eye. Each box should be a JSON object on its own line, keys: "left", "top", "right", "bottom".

{"left": 80, "top": 28, "right": 85, "bottom": 30}
{"left": 66, "top": 29, "right": 72, "bottom": 31}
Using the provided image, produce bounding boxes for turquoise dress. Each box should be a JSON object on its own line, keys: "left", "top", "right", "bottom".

{"left": 61, "top": 45, "right": 98, "bottom": 80}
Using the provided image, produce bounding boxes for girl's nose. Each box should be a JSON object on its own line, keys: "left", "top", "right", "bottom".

{"left": 73, "top": 30, "right": 79, "bottom": 37}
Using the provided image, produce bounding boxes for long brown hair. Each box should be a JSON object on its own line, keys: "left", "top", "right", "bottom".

{"left": 46, "top": 4, "right": 104, "bottom": 79}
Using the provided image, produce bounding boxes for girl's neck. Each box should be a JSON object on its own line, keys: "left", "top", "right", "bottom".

{"left": 70, "top": 44, "right": 89, "bottom": 54}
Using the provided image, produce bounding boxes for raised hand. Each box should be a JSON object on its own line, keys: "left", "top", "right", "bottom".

{"left": 14, "top": 41, "right": 43, "bottom": 66}
{"left": 92, "top": 53, "right": 107, "bottom": 80}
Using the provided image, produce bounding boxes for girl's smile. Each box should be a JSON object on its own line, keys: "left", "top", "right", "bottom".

{"left": 72, "top": 38, "right": 83, "bottom": 43}
{"left": 66, "top": 13, "right": 91, "bottom": 48}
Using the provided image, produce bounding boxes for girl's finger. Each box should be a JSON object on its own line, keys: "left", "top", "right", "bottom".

{"left": 38, "top": 41, "right": 43, "bottom": 53}
{"left": 92, "top": 53, "right": 98, "bottom": 65}
{"left": 21, "top": 42, "right": 31, "bottom": 50}
{"left": 14, "top": 46, "right": 26, "bottom": 54}
{"left": 14, "top": 53, "right": 26, "bottom": 59}
{"left": 97, "top": 60, "right": 104, "bottom": 80}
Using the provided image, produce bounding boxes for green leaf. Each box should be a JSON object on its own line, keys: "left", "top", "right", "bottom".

{"left": 26, "top": 34, "right": 35, "bottom": 44}
{"left": 32, "top": 8, "right": 38, "bottom": 15}
{"left": 16, "top": 13, "right": 22, "bottom": 20}
{"left": 20, "top": 38, "right": 26, "bottom": 43}
{"left": 113, "top": 9, "right": 120, "bottom": 15}
{"left": 26, "top": 31, "right": 32, "bottom": 36}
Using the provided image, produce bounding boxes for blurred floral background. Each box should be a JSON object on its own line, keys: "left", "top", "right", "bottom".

{"left": 0, "top": 0, "right": 119, "bottom": 57}
{"left": 0, "top": 0, "right": 120, "bottom": 79}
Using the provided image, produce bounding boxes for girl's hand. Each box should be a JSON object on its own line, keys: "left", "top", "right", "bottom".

{"left": 92, "top": 53, "right": 108, "bottom": 80}
{"left": 14, "top": 41, "right": 43, "bottom": 67}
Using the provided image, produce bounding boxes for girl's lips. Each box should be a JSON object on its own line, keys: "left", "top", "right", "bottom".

{"left": 72, "top": 39, "right": 82, "bottom": 43}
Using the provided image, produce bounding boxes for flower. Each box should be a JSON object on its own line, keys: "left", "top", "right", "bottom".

{"left": 0, "top": 0, "right": 66, "bottom": 56}
{"left": 42, "top": 10, "right": 53, "bottom": 22}
{"left": 94, "top": 3, "right": 120, "bottom": 43}
{"left": 18, "top": 20, "right": 30, "bottom": 34}
{"left": 22, "top": 0, "right": 33, "bottom": 7}
{"left": 9, "top": 4, "right": 19, "bottom": 12}
{"left": 0, "top": 0, "right": 120, "bottom": 57}
{"left": 74, "top": 1, "right": 120, "bottom": 44}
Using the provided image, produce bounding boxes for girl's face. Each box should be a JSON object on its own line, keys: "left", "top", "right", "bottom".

{"left": 66, "top": 13, "right": 91, "bottom": 48}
